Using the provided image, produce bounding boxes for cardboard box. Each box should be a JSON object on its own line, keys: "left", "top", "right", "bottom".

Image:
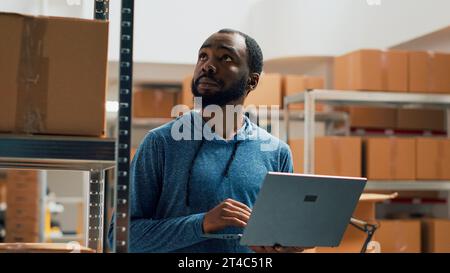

{"left": 6, "top": 170, "right": 40, "bottom": 206}
{"left": 316, "top": 193, "right": 397, "bottom": 253}
{"left": 0, "top": 171, "right": 6, "bottom": 203}
{"left": 6, "top": 218, "right": 39, "bottom": 234}
{"left": 5, "top": 232, "right": 39, "bottom": 243}
{"left": 334, "top": 49, "right": 408, "bottom": 92}
{"left": 334, "top": 49, "right": 383, "bottom": 91}
{"left": 396, "top": 109, "right": 446, "bottom": 132}
{"left": 408, "top": 51, "right": 430, "bottom": 93}
{"left": 430, "top": 52, "right": 450, "bottom": 94}
{"left": 364, "top": 138, "right": 416, "bottom": 180}
{"left": 416, "top": 138, "right": 450, "bottom": 180}
{"left": 289, "top": 136, "right": 362, "bottom": 177}
{"left": 422, "top": 219, "right": 450, "bottom": 253}
{"left": 245, "top": 73, "right": 283, "bottom": 107}
{"left": 375, "top": 220, "right": 421, "bottom": 253}
{"left": 383, "top": 50, "right": 408, "bottom": 92}
{"left": 282, "top": 75, "right": 325, "bottom": 110}
{"left": 0, "top": 182, "right": 5, "bottom": 204}
{"left": 408, "top": 51, "right": 450, "bottom": 93}
{"left": 180, "top": 75, "right": 194, "bottom": 109}
{"left": 0, "top": 12, "right": 108, "bottom": 136}
{"left": 7, "top": 203, "right": 39, "bottom": 221}
{"left": 337, "top": 106, "right": 397, "bottom": 129}
{"left": 133, "top": 88, "right": 178, "bottom": 118}
{"left": 7, "top": 194, "right": 39, "bottom": 207}
{"left": 283, "top": 75, "right": 325, "bottom": 96}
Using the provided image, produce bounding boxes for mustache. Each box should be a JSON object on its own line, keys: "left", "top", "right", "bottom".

{"left": 194, "top": 75, "right": 223, "bottom": 87}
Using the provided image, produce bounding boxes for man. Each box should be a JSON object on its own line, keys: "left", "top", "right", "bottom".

{"left": 109, "top": 29, "right": 301, "bottom": 253}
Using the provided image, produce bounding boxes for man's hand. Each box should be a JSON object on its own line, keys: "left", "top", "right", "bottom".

{"left": 203, "top": 198, "right": 252, "bottom": 234}
{"left": 250, "top": 246, "right": 313, "bottom": 253}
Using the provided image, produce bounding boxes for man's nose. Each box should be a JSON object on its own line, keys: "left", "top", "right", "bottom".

{"left": 202, "top": 61, "right": 217, "bottom": 75}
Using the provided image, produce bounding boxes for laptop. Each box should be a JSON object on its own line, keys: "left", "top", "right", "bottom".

{"left": 203, "top": 172, "right": 367, "bottom": 248}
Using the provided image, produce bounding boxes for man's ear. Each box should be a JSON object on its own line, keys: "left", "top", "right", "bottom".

{"left": 246, "top": 73, "right": 260, "bottom": 95}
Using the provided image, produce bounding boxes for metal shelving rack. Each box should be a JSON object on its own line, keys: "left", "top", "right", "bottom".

{"left": 283, "top": 89, "right": 450, "bottom": 214}
{"left": 0, "top": 134, "right": 115, "bottom": 252}
{"left": 0, "top": 0, "right": 135, "bottom": 253}
{"left": 113, "top": 0, "right": 134, "bottom": 253}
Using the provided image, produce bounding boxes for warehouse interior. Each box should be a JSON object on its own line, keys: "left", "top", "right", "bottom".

{"left": 1, "top": 0, "right": 450, "bottom": 254}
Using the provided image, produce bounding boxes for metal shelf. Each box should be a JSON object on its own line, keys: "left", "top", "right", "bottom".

{"left": 0, "top": 134, "right": 115, "bottom": 170}
{"left": 284, "top": 89, "right": 450, "bottom": 218}
{"left": 283, "top": 89, "right": 450, "bottom": 174}
{"left": 0, "top": 134, "right": 115, "bottom": 252}
{"left": 366, "top": 181, "right": 450, "bottom": 191}
{"left": 284, "top": 89, "right": 450, "bottom": 108}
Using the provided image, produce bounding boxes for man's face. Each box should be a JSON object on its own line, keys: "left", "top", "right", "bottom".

{"left": 191, "top": 32, "right": 250, "bottom": 107}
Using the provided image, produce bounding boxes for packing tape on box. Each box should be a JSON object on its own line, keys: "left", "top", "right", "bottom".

{"left": 15, "top": 17, "right": 48, "bottom": 134}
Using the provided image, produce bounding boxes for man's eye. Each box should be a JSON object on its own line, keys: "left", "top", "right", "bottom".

{"left": 199, "top": 53, "right": 207, "bottom": 61}
{"left": 222, "top": 55, "right": 232, "bottom": 62}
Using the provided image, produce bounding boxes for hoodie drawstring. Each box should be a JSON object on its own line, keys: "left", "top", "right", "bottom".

{"left": 222, "top": 141, "right": 240, "bottom": 178}
{"left": 186, "top": 138, "right": 204, "bottom": 207}
{"left": 185, "top": 140, "right": 240, "bottom": 207}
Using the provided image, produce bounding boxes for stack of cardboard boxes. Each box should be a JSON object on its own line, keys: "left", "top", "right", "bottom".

{"left": 334, "top": 49, "right": 450, "bottom": 93}
{"left": 338, "top": 106, "right": 446, "bottom": 132}
{"left": 364, "top": 138, "right": 416, "bottom": 180}
{"left": 375, "top": 219, "right": 422, "bottom": 253}
{"left": 290, "top": 137, "right": 450, "bottom": 181}
{"left": 5, "top": 170, "right": 41, "bottom": 243}
{"left": 289, "top": 137, "right": 362, "bottom": 177}
{"left": 334, "top": 49, "right": 449, "bottom": 132}
{"left": 365, "top": 137, "right": 450, "bottom": 180}
{"left": 289, "top": 136, "right": 450, "bottom": 252}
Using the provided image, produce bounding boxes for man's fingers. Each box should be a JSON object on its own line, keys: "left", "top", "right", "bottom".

{"left": 222, "top": 202, "right": 251, "bottom": 217}
{"left": 222, "top": 208, "right": 250, "bottom": 223}
{"left": 224, "top": 198, "right": 252, "bottom": 213}
{"left": 222, "top": 216, "right": 247, "bottom": 228}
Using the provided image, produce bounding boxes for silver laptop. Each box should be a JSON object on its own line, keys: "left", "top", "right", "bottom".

{"left": 203, "top": 172, "right": 367, "bottom": 248}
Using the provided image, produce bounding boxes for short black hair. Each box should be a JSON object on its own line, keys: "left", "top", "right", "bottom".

{"left": 218, "top": 28, "right": 263, "bottom": 74}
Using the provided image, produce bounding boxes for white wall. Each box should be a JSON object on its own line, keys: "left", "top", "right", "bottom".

{"left": 1, "top": 0, "right": 449, "bottom": 62}
{"left": 106, "top": 0, "right": 259, "bottom": 63}
{"left": 250, "top": 0, "right": 450, "bottom": 60}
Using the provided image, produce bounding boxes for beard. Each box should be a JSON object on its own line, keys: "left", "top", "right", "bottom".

{"left": 191, "top": 75, "right": 247, "bottom": 107}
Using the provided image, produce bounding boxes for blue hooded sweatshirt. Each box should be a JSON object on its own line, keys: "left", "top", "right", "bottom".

{"left": 108, "top": 111, "right": 293, "bottom": 252}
